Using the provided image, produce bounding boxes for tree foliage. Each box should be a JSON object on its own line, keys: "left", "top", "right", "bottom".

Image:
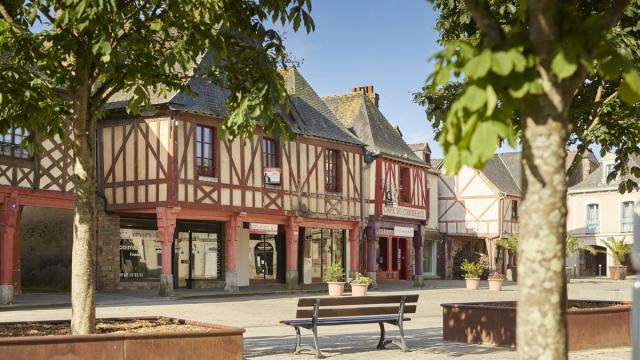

{"left": 416, "top": 0, "right": 640, "bottom": 192}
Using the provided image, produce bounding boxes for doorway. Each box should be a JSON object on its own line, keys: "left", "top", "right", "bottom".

{"left": 173, "top": 221, "right": 223, "bottom": 289}
{"left": 392, "top": 238, "right": 408, "bottom": 280}
{"left": 376, "top": 236, "right": 410, "bottom": 280}
{"left": 249, "top": 233, "right": 285, "bottom": 284}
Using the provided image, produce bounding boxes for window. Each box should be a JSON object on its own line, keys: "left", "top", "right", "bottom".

{"left": 586, "top": 204, "right": 599, "bottom": 233}
{"left": 262, "top": 138, "right": 279, "bottom": 168}
{"left": 423, "top": 152, "right": 430, "bottom": 163}
{"left": 196, "top": 126, "right": 215, "bottom": 177}
{"left": 0, "top": 128, "right": 30, "bottom": 159}
{"left": 120, "top": 228, "right": 162, "bottom": 280}
{"left": 622, "top": 201, "right": 634, "bottom": 232}
{"left": 512, "top": 200, "right": 519, "bottom": 219}
{"left": 398, "top": 167, "right": 411, "bottom": 203}
{"left": 325, "top": 149, "right": 340, "bottom": 192}
{"left": 605, "top": 164, "right": 618, "bottom": 183}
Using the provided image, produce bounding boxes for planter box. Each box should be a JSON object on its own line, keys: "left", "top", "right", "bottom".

{"left": 0, "top": 316, "right": 244, "bottom": 360}
{"left": 442, "top": 301, "right": 631, "bottom": 351}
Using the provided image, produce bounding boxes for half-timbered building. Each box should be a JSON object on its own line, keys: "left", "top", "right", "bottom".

{"left": 102, "top": 64, "right": 365, "bottom": 294}
{"left": 323, "top": 86, "right": 435, "bottom": 285}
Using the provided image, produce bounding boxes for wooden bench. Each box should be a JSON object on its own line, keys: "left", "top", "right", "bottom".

{"left": 280, "top": 294, "right": 419, "bottom": 358}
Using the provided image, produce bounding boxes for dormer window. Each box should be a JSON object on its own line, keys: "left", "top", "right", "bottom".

{"left": 604, "top": 163, "right": 619, "bottom": 183}
{"left": 0, "top": 128, "right": 30, "bottom": 159}
{"left": 423, "top": 152, "right": 431, "bottom": 164}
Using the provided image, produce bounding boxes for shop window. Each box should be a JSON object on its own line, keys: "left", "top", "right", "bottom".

{"left": 0, "top": 128, "right": 30, "bottom": 159}
{"left": 423, "top": 240, "right": 437, "bottom": 275}
{"left": 325, "top": 149, "right": 340, "bottom": 192}
{"left": 398, "top": 167, "right": 411, "bottom": 203}
{"left": 196, "top": 125, "right": 215, "bottom": 177}
{"left": 303, "top": 228, "right": 345, "bottom": 282}
{"left": 262, "top": 138, "right": 279, "bottom": 168}
{"left": 586, "top": 204, "right": 599, "bottom": 233}
{"left": 120, "top": 228, "right": 162, "bottom": 280}
{"left": 622, "top": 201, "right": 634, "bottom": 233}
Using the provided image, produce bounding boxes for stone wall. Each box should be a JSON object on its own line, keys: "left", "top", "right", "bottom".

{"left": 97, "top": 207, "right": 120, "bottom": 290}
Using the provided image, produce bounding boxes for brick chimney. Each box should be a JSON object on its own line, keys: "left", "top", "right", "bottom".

{"left": 352, "top": 85, "right": 379, "bottom": 108}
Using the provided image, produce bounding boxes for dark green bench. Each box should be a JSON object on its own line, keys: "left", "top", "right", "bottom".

{"left": 280, "top": 294, "right": 419, "bottom": 358}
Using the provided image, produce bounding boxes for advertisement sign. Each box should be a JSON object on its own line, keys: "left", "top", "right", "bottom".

{"left": 249, "top": 223, "right": 278, "bottom": 235}
{"left": 382, "top": 205, "right": 427, "bottom": 220}
{"left": 264, "top": 168, "right": 281, "bottom": 185}
{"left": 393, "top": 226, "right": 414, "bottom": 237}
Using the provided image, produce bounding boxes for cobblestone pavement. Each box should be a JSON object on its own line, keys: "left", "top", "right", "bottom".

{"left": 0, "top": 278, "right": 633, "bottom": 359}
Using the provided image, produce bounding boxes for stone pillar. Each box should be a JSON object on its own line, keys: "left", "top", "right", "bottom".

{"left": 285, "top": 217, "right": 300, "bottom": 289}
{"left": 349, "top": 224, "right": 360, "bottom": 275}
{"left": 366, "top": 226, "right": 377, "bottom": 286}
{"left": 0, "top": 192, "right": 19, "bottom": 304}
{"left": 225, "top": 214, "right": 241, "bottom": 293}
{"left": 156, "top": 206, "right": 180, "bottom": 297}
{"left": 413, "top": 226, "right": 424, "bottom": 287}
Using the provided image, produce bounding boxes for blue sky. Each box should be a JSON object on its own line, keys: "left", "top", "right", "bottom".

{"left": 278, "top": 0, "right": 446, "bottom": 157}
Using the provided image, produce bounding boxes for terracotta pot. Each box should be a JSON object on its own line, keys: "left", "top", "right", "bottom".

{"left": 327, "top": 282, "right": 345, "bottom": 296}
{"left": 465, "top": 278, "right": 480, "bottom": 290}
{"left": 488, "top": 279, "right": 503, "bottom": 291}
{"left": 608, "top": 265, "right": 627, "bottom": 280}
{"left": 350, "top": 283, "right": 369, "bottom": 296}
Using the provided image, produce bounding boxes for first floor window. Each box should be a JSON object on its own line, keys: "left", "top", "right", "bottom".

{"left": 622, "top": 201, "right": 634, "bottom": 232}
{"left": 196, "top": 125, "right": 215, "bottom": 177}
{"left": 586, "top": 204, "right": 599, "bottom": 233}
{"left": 0, "top": 128, "right": 30, "bottom": 159}
{"left": 398, "top": 167, "right": 411, "bottom": 203}
{"left": 325, "top": 149, "right": 340, "bottom": 192}
{"left": 262, "top": 137, "right": 279, "bottom": 168}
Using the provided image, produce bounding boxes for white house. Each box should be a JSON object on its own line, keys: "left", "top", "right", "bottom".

{"left": 567, "top": 153, "right": 639, "bottom": 276}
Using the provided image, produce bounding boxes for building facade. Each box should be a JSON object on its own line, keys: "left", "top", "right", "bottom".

{"left": 323, "top": 86, "right": 436, "bottom": 285}
{"left": 567, "top": 153, "right": 638, "bottom": 276}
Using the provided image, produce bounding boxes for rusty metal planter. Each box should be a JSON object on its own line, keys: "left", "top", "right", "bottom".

{"left": 0, "top": 316, "right": 244, "bottom": 360}
{"left": 442, "top": 301, "right": 631, "bottom": 351}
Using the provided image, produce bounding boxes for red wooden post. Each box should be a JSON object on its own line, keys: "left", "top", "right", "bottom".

{"left": 156, "top": 206, "right": 180, "bottom": 296}
{"left": 284, "top": 216, "right": 300, "bottom": 289}
{"left": 224, "top": 214, "right": 242, "bottom": 292}
{"left": 0, "top": 192, "right": 19, "bottom": 304}
{"left": 350, "top": 224, "right": 360, "bottom": 275}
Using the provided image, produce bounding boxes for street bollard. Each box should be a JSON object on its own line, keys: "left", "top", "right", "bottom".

{"left": 599, "top": 264, "right": 602, "bottom": 278}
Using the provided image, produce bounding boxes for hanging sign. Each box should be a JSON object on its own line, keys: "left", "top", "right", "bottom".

{"left": 249, "top": 223, "right": 278, "bottom": 235}
{"left": 393, "top": 226, "right": 414, "bottom": 237}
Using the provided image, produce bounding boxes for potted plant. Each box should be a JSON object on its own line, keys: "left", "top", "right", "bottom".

{"left": 461, "top": 260, "right": 484, "bottom": 290}
{"left": 565, "top": 236, "right": 598, "bottom": 282}
{"left": 487, "top": 272, "right": 505, "bottom": 291}
{"left": 497, "top": 234, "right": 518, "bottom": 281}
{"left": 324, "top": 263, "right": 345, "bottom": 296}
{"left": 349, "top": 273, "right": 373, "bottom": 296}
{"left": 602, "top": 237, "right": 632, "bottom": 280}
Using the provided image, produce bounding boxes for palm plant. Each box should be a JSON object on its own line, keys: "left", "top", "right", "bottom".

{"left": 601, "top": 237, "right": 632, "bottom": 266}
{"left": 565, "top": 236, "right": 599, "bottom": 258}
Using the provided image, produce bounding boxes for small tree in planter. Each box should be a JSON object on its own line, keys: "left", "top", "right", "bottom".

{"left": 324, "top": 263, "right": 345, "bottom": 296}
{"left": 349, "top": 273, "right": 373, "bottom": 297}
{"left": 488, "top": 272, "right": 505, "bottom": 291}
{"left": 602, "top": 237, "right": 632, "bottom": 280}
{"left": 461, "top": 260, "right": 484, "bottom": 290}
{"left": 497, "top": 234, "right": 518, "bottom": 281}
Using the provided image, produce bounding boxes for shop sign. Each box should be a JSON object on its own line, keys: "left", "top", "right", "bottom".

{"left": 382, "top": 205, "right": 426, "bottom": 220}
{"left": 263, "top": 168, "right": 281, "bottom": 185}
{"left": 250, "top": 223, "right": 278, "bottom": 235}
{"left": 393, "top": 226, "right": 414, "bottom": 237}
{"left": 378, "top": 228, "right": 394, "bottom": 237}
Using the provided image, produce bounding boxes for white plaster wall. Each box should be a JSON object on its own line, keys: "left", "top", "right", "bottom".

{"left": 427, "top": 172, "right": 439, "bottom": 230}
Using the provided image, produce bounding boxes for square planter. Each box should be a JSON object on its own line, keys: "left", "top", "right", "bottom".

{"left": 0, "top": 316, "right": 244, "bottom": 360}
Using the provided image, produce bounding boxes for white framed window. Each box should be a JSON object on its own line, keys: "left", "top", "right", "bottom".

{"left": 422, "top": 240, "right": 437, "bottom": 275}
{"left": 586, "top": 204, "right": 599, "bottom": 234}
{"left": 622, "top": 201, "right": 634, "bottom": 233}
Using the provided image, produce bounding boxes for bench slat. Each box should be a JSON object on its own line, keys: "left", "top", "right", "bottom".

{"left": 295, "top": 305, "right": 416, "bottom": 319}
{"left": 297, "top": 295, "right": 419, "bottom": 307}
{"left": 281, "top": 316, "right": 412, "bottom": 326}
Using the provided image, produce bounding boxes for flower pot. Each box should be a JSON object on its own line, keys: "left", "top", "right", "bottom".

{"left": 608, "top": 265, "right": 627, "bottom": 280}
{"left": 350, "top": 283, "right": 369, "bottom": 296}
{"left": 488, "top": 279, "right": 503, "bottom": 291}
{"left": 327, "top": 282, "right": 345, "bottom": 296}
{"left": 465, "top": 278, "right": 480, "bottom": 290}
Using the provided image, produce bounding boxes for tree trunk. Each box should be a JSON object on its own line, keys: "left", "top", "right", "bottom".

{"left": 70, "top": 63, "right": 97, "bottom": 335}
{"left": 517, "top": 105, "right": 569, "bottom": 359}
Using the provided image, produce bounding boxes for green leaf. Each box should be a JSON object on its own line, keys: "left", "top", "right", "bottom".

{"left": 460, "top": 85, "right": 487, "bottom": 111}
{"left": 492, "top": 51, "right": 513, "bottom": 76}
{"left": 150, "top": 20, "right": 163, "bottom": 31}
{"left": 551, "top": 47, "right": 578, "bottom": 80}
{"left": 508, "top": 81, "right": 529, "bottom": 98}
{"left": 486, "top": 84, "right": 497, "bottom": 116}
{"left": 469, "top": 121, "right": 499, "bottom": 165}
{"left": 464, "top": 49, "right": 492, "bottom": 79}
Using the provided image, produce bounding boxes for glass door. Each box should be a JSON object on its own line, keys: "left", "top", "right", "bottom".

{"left": 250, "top": 234, "right": 277, "bottom": 283}
{"left": 423, "top": 240, "right": 436, "bottom": 275}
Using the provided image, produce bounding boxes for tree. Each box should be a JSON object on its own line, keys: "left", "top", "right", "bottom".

{"left": 417, "top": 1, "right": 640, "bottom": 358}
{"left": 0, "top": 0, "right": 313, "bottom": 335}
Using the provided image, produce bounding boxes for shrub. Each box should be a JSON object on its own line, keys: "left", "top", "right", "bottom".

{"left": 461, "top": 260, "right": 485, "bottom": 279}
{"left": 488, "top": 272, "right": 505, "bottom": 280}
{"left": 452, "top": 248, "right": 489, "bottom": 279}
{"left": 349, "top": 272, "right": 373, "bottom": 285}
{"left": 324, "top": 263, "right": 344, "bottom": 282}
{"left": 602, "top": 237, "right": 632, "bottom": 265}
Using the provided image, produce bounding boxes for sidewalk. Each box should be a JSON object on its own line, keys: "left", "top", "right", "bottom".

{"left": 2, "top": 276, "right": 634, "bottom": 312}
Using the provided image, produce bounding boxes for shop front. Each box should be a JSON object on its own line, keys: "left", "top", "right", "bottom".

{"left": 299, "top": 227, "right": 346, "bottom": 284}
{"left": 247, "top": 222, "right": 285, "bottom": 285}
{"left": 374, "top": 225, "right": 415, "bottom": 281}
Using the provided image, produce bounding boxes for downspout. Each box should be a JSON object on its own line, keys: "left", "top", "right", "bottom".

{"left": 359, "top": 150, "right": 375, "bottom": 274}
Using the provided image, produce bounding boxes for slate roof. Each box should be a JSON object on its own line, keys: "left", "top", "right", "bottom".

{"left": 570, "top": 154, "right": 640, "bottom": 191}
{"left": 322, "top": 92, "right": 425, "bottom": 166}
{"left": 482, "top": 152, "right": 521, "bottom": 196}
{"left": 106, "top": 58, "right": 361, "bottom": 146}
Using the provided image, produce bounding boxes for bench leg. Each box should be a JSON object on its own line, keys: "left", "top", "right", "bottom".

{"left": 377, "top": 322, "right": 392, "bottom": 350}
{"left": 377, "top": 322, "right": 409, "bottom": 352}
{"left": 312, "top": 325, "right": 324, "bottom": 359}
{"left": 396, "top": 320, "right": 408, "bottom": 352}
{"left": 293, "top": 327, "right": 317, "bottom": 355}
